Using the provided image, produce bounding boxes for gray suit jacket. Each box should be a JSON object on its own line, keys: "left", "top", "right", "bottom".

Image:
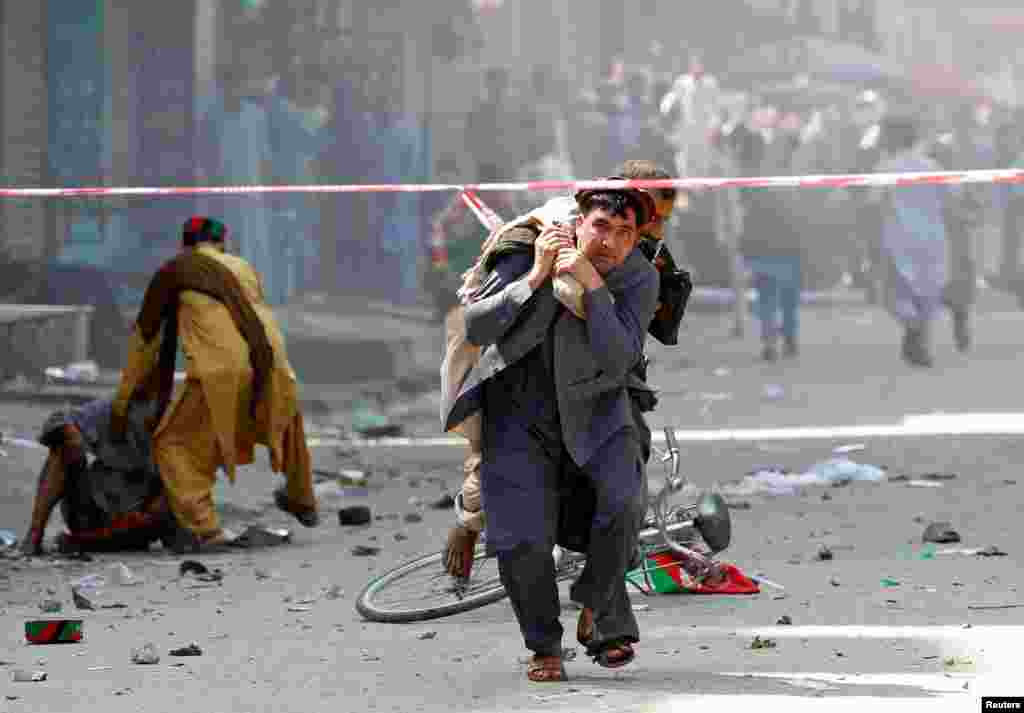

{"left": 442, "top": 240, "right": 659, "bottom": 466}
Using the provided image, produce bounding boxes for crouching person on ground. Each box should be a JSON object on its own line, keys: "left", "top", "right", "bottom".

{"left": 111, "top": 216, "right": 319, "bottom": 554}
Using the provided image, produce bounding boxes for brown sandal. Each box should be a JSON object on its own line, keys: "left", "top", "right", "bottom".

{"left": 444, "top": 525, "right": 479, "bottom": 578}
{"left": 526, "top": 655, "right": 568, "bottom": 682}
{"left": 577, "top": 607, "right": 636, "bottom": 669}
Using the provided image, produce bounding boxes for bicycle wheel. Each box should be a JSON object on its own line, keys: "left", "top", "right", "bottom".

{"left": 356, "top": 544, "right": 508, "bottom": 623}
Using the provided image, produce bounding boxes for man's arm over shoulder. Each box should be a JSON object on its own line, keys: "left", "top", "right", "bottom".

{"left": 582, "top": 258, "right": 659, "bottom": 381}
{"left": 463, "top": 228, "right": 537, "bottom": 347}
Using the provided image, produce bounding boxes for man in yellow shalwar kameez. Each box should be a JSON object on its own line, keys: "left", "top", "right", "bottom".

{"left": 111, "top": 216, "right": 319, "bottom": 551}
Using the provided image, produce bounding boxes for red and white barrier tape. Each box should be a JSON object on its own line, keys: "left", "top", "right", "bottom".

{"left": 1, "top": 168, "right": 1023, "bottom": 199}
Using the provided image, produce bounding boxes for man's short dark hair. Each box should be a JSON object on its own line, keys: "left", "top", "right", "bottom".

{"left": 617, "top": 159, "right": 677, "bottom": 204}
{"left": 577, "top": 191, "right": 646, "bottom": 227}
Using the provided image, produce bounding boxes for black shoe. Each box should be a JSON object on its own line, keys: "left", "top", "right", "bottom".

{"left": 902, "top": 328, "right": 934, "bottom": 368}
{"left": 782, "top": 336, "right": 798, "bottom": 358}
{"left": 953, "top": 310, "right": 971, "bottom": 353}
{"left": 761, "top": 340, "right": 778, "bottom": 362}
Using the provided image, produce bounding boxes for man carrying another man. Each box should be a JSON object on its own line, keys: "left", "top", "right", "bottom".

{"left": 443, "top": 160, "right": 688, "bottom": 578}
{"left": 442, "top": 181, "right": 660, "bottom": 681}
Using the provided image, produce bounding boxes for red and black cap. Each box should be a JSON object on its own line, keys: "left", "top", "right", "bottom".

{"left": 182, "top": 216, "right": 228, "bottom": 247}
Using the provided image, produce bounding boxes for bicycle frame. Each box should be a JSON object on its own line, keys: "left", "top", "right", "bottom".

{"left": 646, "top": 427, "right": 716, "bottom": 578}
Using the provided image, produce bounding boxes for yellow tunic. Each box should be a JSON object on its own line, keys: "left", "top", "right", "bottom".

{"left": 113, "top": 245, "right": 313, "bottom": 536}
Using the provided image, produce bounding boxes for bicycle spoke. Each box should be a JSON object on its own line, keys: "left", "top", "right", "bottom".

{"left": 369, "top": 555, "right": 504, "bottom": 612}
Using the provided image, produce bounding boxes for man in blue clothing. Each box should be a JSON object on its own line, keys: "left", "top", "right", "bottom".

{"left": 441, "top": 185, "right": 659, "bottom": 682}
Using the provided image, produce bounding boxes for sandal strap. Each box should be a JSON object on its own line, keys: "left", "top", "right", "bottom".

{"left": 527, "top": 656, "right": 566, "bottom": 681}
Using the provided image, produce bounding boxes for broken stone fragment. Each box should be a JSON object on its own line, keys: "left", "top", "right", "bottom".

{"left": 339, "top": 506, "right": 372, "bottom": 526}
{"left": 130, "top": 643, "right": 160, "bottom": 665}
{"left": 169, "top": 643, "right": 202, "bottom": 657}
{"left": 922, "top": 522, "right": 960, "bottom": 544}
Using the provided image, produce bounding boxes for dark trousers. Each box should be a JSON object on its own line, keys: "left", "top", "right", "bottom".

{"left": 481, "top": 406, "right": 645, "bottom": 657}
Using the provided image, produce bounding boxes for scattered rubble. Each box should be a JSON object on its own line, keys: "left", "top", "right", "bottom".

{"left": 776, "top": 615, "right": 793, "bottom": 625}
{"left": 922, "top": 522, "right": 961, "bottom": 544}
{"left": 750, "top": 636, "right": 777, "bottom": 650}
{"left": 71, "top": 588, "right": 94, "bottom": 611}
{"left": 430, "top": 494, "right": 456, "bottom": 510}
{"left": 339, "top": 506, "right": 373, "bottom": 526}
{"left": 234, "top": 526, "right": 292, "bottom": 548}
{"left": 110, "top": 562, "right": 140, "bottom": 586}
{"left": 179, "top": 560, "right": 223, "bottom": 583}
{"left": 11, "top": 670, "right": 47, "bottom": 682}
{"left": 351, "top": 545, "right": 381, "bottom": 557}
{"left": 815, "top": 544, "right": 833, "bottom": 561}
{"left": 169, "top": 643, "right": 202, "bottom": 657}
{"left": 130, "top": 643, "right": 160, "bottom": 665}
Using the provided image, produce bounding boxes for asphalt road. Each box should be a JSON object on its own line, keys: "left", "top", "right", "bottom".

{"left": 1, "top": 298, "right": 1024, "bottom": 711}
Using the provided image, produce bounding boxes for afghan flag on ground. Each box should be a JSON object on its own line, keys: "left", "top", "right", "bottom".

{"left": 626, "top": 552, "right": 760, "bottom": 595}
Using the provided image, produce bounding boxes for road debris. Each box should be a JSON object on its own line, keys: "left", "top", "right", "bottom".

{"left": 403, "top": 513, "right": 423, "bottom": 524}
{"left": 751, "top": 635, "right": 777, "bottom": 650}
{"left": 339, "top": 505, "right": 372, "bottom": 526}
{"left": 351, "top": 545, "right": 381, "bottom": 557}
{"left": 11, "top": 670, "right": 47, "bottom": 682}
{"left": 967, "top": 602, "right": 1024, "bottom": 611}
{"left": 832, "top": 444, "right": 866, "bottom": 455}
{"left": 169, "top": 643, "right": 202, "bottom": 657}
{"left": 110, "top": 562, "right": 140, "bottom": 586}
{"left": 25, "top": 619, "right": 83, "bottom": 644}
{"left": 430, "top": 494, "right": 456, "bottom": 510}
{"left": 38, "top": 600, "right": 62, "bottom": 613}
{"left": 130, "top": 643, "right": 160, "bottom": 665}
{"left": 417, "top": 631, "right": 437, "bottom": 640}
{"left": 233, "top": 526, "right": 292, "bottom": 548}
{"left": 922, "top": 522, "right": 961, "bottom": 544}
{"left": 71, "top": 588, "right": 95, "bottom": 610}
{"left": 325, "top": 585, "right": 344, "bottom": 600}
{"left": 776, "top": 615, "right": 793, "bottom": 625}
{"left": 934, "top": 545, "right": 1008, "bottom": 557}
{"left": 816, "top": 544, "right": 833, "bottom": 561}
{"left": 179, "top": 560, "right": 224, "bottom": 583}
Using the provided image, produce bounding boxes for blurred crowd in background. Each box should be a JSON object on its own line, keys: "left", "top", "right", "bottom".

{"left": 2, "top": 1, "right": 1024, "bottom": 369}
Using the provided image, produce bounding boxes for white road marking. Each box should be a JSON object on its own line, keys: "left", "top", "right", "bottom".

{"left": 633, "top": 625, "right": 1021, "bottom": 711}
{"left": 306, "top": 411, "right": 1024, "bottom": 449}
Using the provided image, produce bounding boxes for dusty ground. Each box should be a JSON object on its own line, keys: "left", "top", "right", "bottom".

{"left": 1, "top": 301, "right": 1023, "bottom": 711}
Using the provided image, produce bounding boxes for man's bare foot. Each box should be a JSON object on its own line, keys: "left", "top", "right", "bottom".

{"left": 526, "top": 655, "right": 568, "bottom": 682}
{"left": 444, "top": 525, "right": 478, "bottom": 577}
